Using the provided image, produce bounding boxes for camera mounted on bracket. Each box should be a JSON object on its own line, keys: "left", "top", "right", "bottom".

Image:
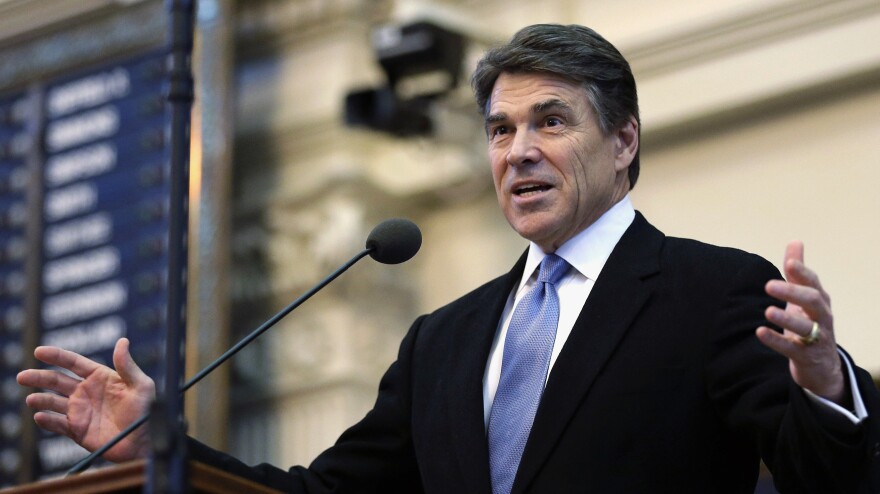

{"left": 344, "top": 21, "right": 465, "bottom": 137}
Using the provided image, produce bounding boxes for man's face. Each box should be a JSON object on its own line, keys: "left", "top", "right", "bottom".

{"left": 486, "top": 72, "right": 637, "bottom": 252}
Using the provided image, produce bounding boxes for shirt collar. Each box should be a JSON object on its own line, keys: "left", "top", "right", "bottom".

{"left": 520, "top": 195, "right": 636, "bottom": 289}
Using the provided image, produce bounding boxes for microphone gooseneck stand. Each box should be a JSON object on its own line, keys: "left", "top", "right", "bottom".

{"left": 66, "top": 219, "right": 422, "bottom": 476}
{"left": 66, "top": 247, "right": 377, "bottom": 476}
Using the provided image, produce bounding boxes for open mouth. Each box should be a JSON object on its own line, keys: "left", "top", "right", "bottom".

{"left": 514, "top": 184, "right": 552, "bottom": 197}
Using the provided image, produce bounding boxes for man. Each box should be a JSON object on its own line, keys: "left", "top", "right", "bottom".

{"left": 17, "top": 24, "right": 880, "bottom": 493}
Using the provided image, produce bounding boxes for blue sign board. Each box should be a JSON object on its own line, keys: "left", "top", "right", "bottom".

{"left": 0, "top": 48, "right": 174, "bottom": 485}
{"left": 0, "top": 90, "right": 30, "bottom": 488}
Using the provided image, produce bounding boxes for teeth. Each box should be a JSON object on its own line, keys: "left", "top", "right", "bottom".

{"left": 515, "top": 185, "right": 548, "bottom": 195}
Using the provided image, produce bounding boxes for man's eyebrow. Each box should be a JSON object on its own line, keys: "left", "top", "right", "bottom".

{"left": 484, "top": 99, "right": 572, "bottom": 127}
{"left": 485, "top": 112, "right": 508, "bottom": 125}
{"left": 533, "top": 98, "right": 573, "bottom": 114}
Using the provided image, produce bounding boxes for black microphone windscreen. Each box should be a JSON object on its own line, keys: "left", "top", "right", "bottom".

{"left": 366, "top": 218, "right": 422, "bottom": 264}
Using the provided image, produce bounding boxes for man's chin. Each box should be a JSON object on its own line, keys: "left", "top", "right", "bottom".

{"left": 509, "top": 219, "right": 564, "bottom": 251}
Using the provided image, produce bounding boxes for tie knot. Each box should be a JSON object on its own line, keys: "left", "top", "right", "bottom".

{"left": 537, "top": 254, "right": 570, "bottom": 285}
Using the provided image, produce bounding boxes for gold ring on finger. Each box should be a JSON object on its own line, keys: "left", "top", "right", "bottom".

{"left": 799, "top": 321, "right": 821, "bottom": 345}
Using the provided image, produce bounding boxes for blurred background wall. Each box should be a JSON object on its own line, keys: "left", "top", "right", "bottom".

{"left": 0, "top": 0, "right": 877, "bottom": 487}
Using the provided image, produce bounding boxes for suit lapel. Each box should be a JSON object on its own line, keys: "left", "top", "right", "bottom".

{"left": 446, "top": 252, "right": 528, "bottom": 494}
{"left": 512, "top": 213, "right": 664, "bottom": 494}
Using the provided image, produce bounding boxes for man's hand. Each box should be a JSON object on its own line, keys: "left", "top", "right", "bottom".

{"left": 16, "top": 338, "right": 155, "bottom": 462}
{"left": 756, "top": 241, "right": 845, "bottom": 404}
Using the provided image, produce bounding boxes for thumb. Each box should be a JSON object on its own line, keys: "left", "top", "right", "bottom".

{"left": 113, "top": 338, "right": 150, "bottom": 386}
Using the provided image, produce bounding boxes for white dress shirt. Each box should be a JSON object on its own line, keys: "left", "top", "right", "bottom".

{"left": 482, "top": 195, "right": 867, "bottom": 427}
{"left": 482, "top": 196, "right": 635, "bottom": 425}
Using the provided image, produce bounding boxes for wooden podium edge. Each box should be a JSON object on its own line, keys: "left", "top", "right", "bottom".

{"left": 190, "top": 460, "right": 284, "bottom": 494}
{"left": 1, "top": 460, "right": 283, "bottom": 494}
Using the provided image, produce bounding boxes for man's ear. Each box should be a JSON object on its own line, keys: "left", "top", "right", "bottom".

{"left": 613, "top": 116, "right": 639, "bottom": 172}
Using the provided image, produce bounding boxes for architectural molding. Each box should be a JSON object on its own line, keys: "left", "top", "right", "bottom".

{"left": 0, "top": 0, "right": 136, "bottom": 44}
{"left": 634, "top": 1, "right": 880, "bottom": 137}
{"left": 624, "top": 0, "right": 880, "bottom": 76}
{"left": 0, "top": 0, "right": 164, "bottom": 90}
{"left": 235, "top": 0, "right": 392, "bottom": 56}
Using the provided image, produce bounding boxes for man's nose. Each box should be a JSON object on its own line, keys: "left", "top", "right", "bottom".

{"left": 506, "top": 129, "right": 542, "bottom": 167}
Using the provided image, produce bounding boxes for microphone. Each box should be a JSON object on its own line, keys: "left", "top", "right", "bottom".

{"left": 65, "top": 218, "right": 421, "bottom": 475}
{"left": 367, "top": 218, "right": 421, "bottom": 264}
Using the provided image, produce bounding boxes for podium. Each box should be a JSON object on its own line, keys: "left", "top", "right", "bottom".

{"left": 0, "top": 460, "right": 282, "bottom": 494}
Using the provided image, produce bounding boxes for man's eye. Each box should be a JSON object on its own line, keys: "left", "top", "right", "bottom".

{"left": 491, "top": 126, "right": 508, "bottom": 137}
{"left": 545, "top": 117, "right": 562, "bottom": 127}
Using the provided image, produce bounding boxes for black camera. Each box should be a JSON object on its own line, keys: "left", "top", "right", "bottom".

{"left": 344, "top": 21, "right": 464, "bottom": 137}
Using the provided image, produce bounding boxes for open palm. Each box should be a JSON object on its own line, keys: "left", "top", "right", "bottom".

{"left": 17, "top": 338, "right": 155, "bottom": 462}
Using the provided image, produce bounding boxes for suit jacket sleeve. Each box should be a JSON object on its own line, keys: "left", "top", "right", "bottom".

{"left": 188, "top": 315, "right": 427, "bottom": 493}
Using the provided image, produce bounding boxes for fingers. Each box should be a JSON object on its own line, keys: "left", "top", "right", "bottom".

{"left": 782, "top": 260, "right": 825, "bottom": 295}
{"left": 764, "top": 283, "right": 832, "bottom": 336}
{"left": 757, "top": 325, "right": 844, "bottom": 401}
{"left": 757, "top": 241, "right": 845, "bottom": 402}
{"left": 33, "top": 411, "right": 73, "bottom": 438}
{"left": 33, "top": 345, "right": 101, "bottom": 380}
{"left": 765, "top": 241, "right": 831, "bottom": 326}
{"left": 17, "top": 368, "right": 81, "bottom": 397}
{"left": 780, "top": 241, "right": 826, "bottom": 295}
{"left": 756, "top": 319, "right": 824, "bottom": 353}
{"left": 25, "top": 392, "right": 69, "bottom": 415}
{"left": 765, "top": 306, "right": 823, "bottom": 340}
{"left": 113, "top": 338, "right": 150, "bottom": 387}
{"left": 765, "top": 280, "right": 828, "bottom": 310}
{"left": 761, "top": 240, "right": 831, "bottom": 352}
{"left": 755, "top": 326, "right": 802, "bottom": 358}
{"left": 25, "top": 392, "right": 75, "bottom": 439}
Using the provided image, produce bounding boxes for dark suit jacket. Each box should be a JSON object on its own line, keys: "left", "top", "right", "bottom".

{"left": 190, "top": 213, "right": 880, "bottom": 493}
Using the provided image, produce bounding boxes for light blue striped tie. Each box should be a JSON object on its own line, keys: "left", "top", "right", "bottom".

{"left": 488, "top": 254, "right": 570, "bottom": 494}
